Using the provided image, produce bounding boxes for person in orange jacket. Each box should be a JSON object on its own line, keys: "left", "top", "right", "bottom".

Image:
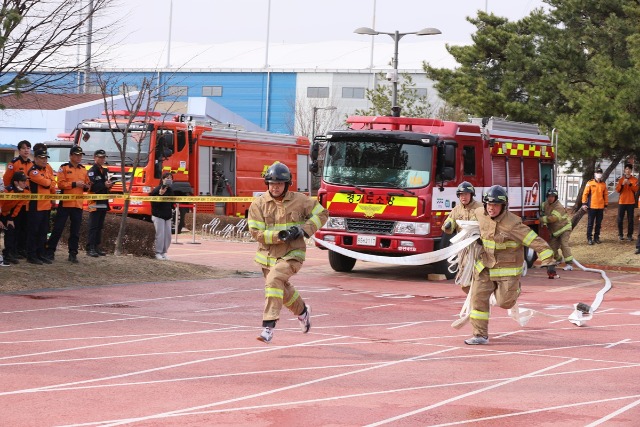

{"left": 581, "top": 167, "right": 608, "bottom": 245}
{"left": 3, "top": 140, "right": 32, "bottom": 259}
{"left": 26, "top": 147, "right": 57, "bottom": 265}
{"left": 615, "top": 163, "right": 638, "bottom": 241}
{"left": 0, "top": 171, "right": 29, "bottom": 265}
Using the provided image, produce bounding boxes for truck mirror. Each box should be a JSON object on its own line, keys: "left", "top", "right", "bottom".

{"left": 309, "top": 161, "right": 319, "bottom": 174}
{"left": 310, "top": 142, "right": 319, "bottom": 162}
{"left": 443, "top": 167, "right": 455, "bottom": 181}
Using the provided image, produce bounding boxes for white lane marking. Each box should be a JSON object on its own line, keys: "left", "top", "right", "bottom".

{"left": 194, "top": 306, "right": 239, "bottom": 313}
{"left": 341, "top": 290, "right": 376, "bottom": 296}
{"left": 631, "top": 311, "right": 640, "bottom": 316}
{"left": 364, "top": 359, "right": 578, "bottom": 426}
{"left": 423, "top": 297, "right": 452, "bottom": 302}
{"left": 493, "top": 330, "right": 524, "bottom": 339}
{"left": 604, "top": 339, "right": 631, "bottom": 349}
{"left": 83, "top": 347, "right": 460, "bottom": 427}
{"left": 362, "top": 304, "right": 395, "bottom": 310}
{"left": 585, "top": 397, "right": 640, "bottom": 427}
{"left": 387, "top": 322, "right": 427, "bottom": 330}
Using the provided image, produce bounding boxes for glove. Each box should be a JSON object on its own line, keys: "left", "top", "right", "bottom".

{"left": 541, "top": 216, "right": 548, "bottom": 225}
{"left": 444, "top": 221, "right": 452, "bottom": 231}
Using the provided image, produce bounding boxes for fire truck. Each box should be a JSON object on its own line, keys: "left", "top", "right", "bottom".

{"left": 74, "top": 111, "right": 310, "bottom": 224}
{"left": 311, "top": 115, "right": 555, "bottom": 276}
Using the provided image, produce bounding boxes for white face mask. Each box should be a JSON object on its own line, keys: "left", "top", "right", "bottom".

{"left": 594, "top": 173, "right": 603, "bottom": 180}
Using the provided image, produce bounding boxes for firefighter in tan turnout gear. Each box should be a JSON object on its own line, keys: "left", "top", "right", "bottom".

{"left": 541, "top": 188, "right": 574, "bottom": 273}
{"left": 466, "top": 185, "right": 557, "bottom": 345}
{"left": 248, "top": 162, "right": 328, "bottom": 343}
{"left": 441, "top": 181, "right": 483, "bottom": 289}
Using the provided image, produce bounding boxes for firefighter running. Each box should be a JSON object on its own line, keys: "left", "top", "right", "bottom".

{"left": 441, "top": 181, "right": 483, "bottom": 290}
{"left": 248, "top": 162, "right": 328, "bottom": 343}
{"left": 466, "top": 185, "right": 557, "bottom": 345}
{"left": 541, "top": 188, "right": 574, "bottom": 274}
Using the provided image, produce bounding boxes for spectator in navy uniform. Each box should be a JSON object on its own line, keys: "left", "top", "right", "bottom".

{"left": 86, "top": 149, "right": 114, "bottom": 257}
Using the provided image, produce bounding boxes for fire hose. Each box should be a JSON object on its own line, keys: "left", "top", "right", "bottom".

{"left": 313, "top": 220, "right": 611, "bottom": 327}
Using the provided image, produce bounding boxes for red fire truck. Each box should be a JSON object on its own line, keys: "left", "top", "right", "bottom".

{"left": 74, "top": 111, "right": 310, "bottom": 223}
{"left": 311, "top": 116, "right": 555, "bottom": 276}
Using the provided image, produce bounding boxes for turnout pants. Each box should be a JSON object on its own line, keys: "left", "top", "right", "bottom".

{"left": 617, "top": 204, "right": 635, "bottom": 237}
{"left": 261, "top": 259, "right": 305, "bottom": 323}
{"left": 470, "top": 268, "right": 521, "bottom": 338}
{"left": 549, "top": 230, "right": 573, "bottom": 263}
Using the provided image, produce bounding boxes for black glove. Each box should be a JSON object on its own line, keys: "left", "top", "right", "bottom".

{"left": 444, "top": 221, "right": 452, "bottom": 231}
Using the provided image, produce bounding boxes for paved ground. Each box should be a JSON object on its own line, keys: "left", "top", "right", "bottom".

{"left": 1, "top": 238, "right": 639, "bottom": 426}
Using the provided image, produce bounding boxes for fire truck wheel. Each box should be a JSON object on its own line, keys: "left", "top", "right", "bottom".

{"left": 328, "top": 250, "right": 357, "bottom": 272}
{"left": 435, "top": 232, "right": 457, "bottom": 280}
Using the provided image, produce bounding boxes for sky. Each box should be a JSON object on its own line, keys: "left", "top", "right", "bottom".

{"left": 97, "top": 0, "right": 547, "bottom": 70}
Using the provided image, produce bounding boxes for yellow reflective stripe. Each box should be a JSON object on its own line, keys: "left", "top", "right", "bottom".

{"left": 286, "top": 249, "right": 306, "bottom": 260}
{"left": 488, "top": 267, "right": 523, "bottom": 277}
{"left": 481, "top": 239, "right": 519, "bottom": 250}
{"left": 284, "top": 290, "right": 300, "bottom": 307}
{"left": 538, "top": 249, "right": 554, "bottom": 260}
{"left": 550, "top": 210, "right": 567, "bottom": 220}
{"left": 248, "top": 219, "right": 265, "bottom": 230}
{"left": 265, "top": 287, "right": 284, "bottom": 299}
{"left": 254, "top": 252, "right": 276, "bottom": 267}
{"left": 564, "top": 256, "right": 574, "bottom": 262}
{"left": 522, "top": 230, "right": 537, "bottom": 246}
{"left": 264, "top": 230, "right": 279, "bottom": 244}
{"left": 470, "top": 310, "right": 490, "bottom": 320}
{"left": 474, "top": 260, "right": 485, "bottom": 272}
{"left": 552, "top": 223, "right": 571, "bottom": 237}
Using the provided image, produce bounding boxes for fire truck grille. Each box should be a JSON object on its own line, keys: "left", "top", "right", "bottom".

{"left": 346, "top": 218, "right": 395, "bottom": 235}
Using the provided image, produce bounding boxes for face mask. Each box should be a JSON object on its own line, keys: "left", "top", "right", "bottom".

{"left": 163, "top": 178, "right": 172, "bottom": 185}
{"left": 594, "top": 173, "right": 603, "bottom": 180}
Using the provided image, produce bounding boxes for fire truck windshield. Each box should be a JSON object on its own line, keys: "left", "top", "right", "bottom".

{"left": 323, "top": 140, "right": 432, "bottom": 188}
{"left": 79, "top": 129, "right": 151, "bottom": 165}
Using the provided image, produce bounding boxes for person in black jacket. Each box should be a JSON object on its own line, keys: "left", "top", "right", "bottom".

{"left": 150, "top": 172, "right": 175, "bottom": 260}
{"left": 86, "top": 149, "right": 114, "bottom": 257}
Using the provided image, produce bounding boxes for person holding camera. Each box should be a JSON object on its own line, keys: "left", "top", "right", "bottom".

{"left": 615, "top": 163, "right": 638, "bottom": 241}
{"left": 150, "top": 172, "right": 175, "bottom": 260}
{"left": 248, "top": 162, "right": 328, "bottom": 343}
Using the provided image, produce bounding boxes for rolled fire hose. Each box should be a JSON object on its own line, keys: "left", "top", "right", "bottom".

{"left": 314, "top": 219, "right": 611, "bottom": 327}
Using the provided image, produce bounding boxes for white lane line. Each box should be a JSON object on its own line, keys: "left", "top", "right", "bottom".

{"left": 1, "top": 336, "right": 345, "bottom": 397}
{"left": 604, "top": 339, "right": 631, "bottom": 349}
{"left": 493, "top": 330, "right": 524, "bottom": 339}
{"left": 362, "top": 304, "right": 395, "bottom": 310}
{"left": 194, "top": 306, "right": 239, "bottom": 313}
{"left": 341, "top": 290, "right": 376, "bottom": 296}
{"left": 585, "top": 397, "right": 640, "bottom": 427}
{"left": 423, "top": 297, "right": 452, "bottom": 302}
{"left": 364, "top": 358, "right": 578, "bottom": 426}
{"left": 387, "top": 322, "right": 427, "bottom": 330}
{"left": 0, "top": 317, "right": 149, "bottom": 335}
{"left": 79, "top": 347, "right": 460, "bottom": 427}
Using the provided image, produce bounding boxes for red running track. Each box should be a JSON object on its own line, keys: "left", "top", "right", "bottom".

{"left": 0, "top": 239, "right": 639, "bottom": 426}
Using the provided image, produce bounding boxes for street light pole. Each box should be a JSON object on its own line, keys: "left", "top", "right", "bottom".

{"left": 354, "top": 26, "right": 441, "bottom": 117}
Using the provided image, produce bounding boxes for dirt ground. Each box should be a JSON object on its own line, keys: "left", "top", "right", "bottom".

{"left": 1, "top": 204, "right": 638, "bottom": 294}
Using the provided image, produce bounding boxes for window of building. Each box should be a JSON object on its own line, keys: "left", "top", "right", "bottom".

{"left": 167, "top": 85, "right": 188, "bottom": 97}
{"left": 202, "top": 86, "right": 223, "bottom": 97}
{"left": 462, "top": 146, "right": 476, "bottom": 176}
{"left": 307, "top": 87, "right": 329, "bottom": 98}
{"left": 342, "top": 87, "right": 365, "bottom": 99}
{"left": 416, "top": 88, "right": 429, "bottom": 98}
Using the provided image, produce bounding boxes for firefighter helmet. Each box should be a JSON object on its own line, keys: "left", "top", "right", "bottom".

{"left": 264, "top": 162, "right": 292, "bottom": 185}
{"left": 456, "top": 181, "right": 475, "bottom": 197}
{"left": 483, "top": 185, "right": 508, "bottom": 205}
{"left": 546, "top": 188, "right": 559, "bottom": 198}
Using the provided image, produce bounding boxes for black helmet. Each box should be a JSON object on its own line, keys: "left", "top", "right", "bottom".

{"left": 264, "top": 162, "right": 292, "bottom": 185}
{"left": 546, "top": 188, "right": 559, "bottom": 198}
{"left": 483, "top": 185, "right": 508, "bottom": 205}
{"left": 456, "top": 181, "right": 475, "bottom": 197}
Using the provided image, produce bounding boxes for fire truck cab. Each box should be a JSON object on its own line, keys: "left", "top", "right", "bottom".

{"left": 312, "top": 115, "right": 554, "bottom": 275}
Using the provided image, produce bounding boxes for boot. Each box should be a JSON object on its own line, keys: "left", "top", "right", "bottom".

{"left": 95, "top": 247, "right": 107, "bottom": 256}
{"left": 87, "top": 246, "right": 100, "bottom": 258}
{"left": 68, "top": 254, "right": 79, "bottom": 264}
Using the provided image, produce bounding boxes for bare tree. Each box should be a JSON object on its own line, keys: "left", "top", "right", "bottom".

{"left": 0, "top": 0, "right": 114, "bottom": 105}
{"left": 285, "top": 95, "right": 344, "bottom": 138}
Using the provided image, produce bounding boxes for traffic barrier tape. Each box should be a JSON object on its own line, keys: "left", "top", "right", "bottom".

{"left": 0, "top": 193, "right": 255, "bottom": 202}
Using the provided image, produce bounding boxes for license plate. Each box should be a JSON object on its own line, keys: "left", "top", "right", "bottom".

{"left": 357, "top": 235, "right": 376, "bottom": 246}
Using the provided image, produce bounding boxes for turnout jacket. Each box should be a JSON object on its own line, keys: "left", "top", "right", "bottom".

{"left": 541, "top": 199, "right": 571, "bottom": 237}
{"left": 474, "top": 206, "right": 554, "bottom": 278}
{"left": 27, "top": 163, "right": 56, "bottom": 211}
{"left": 615, "top": 175, "right": 638, "bottom": 205}
{"left": 2, "top": 156, "right": 32, "bottom": 187}
{"left": 582, "top": 179, "right": 608, "bottom": 209}
{"left": 57, "top": 162, "right": 90, "bottom": 209}
{"left": 441, "top": 199, "right": 483, "bottom": 234}
{"left": 248, "top": 191, "right": 328, "bottom": 267}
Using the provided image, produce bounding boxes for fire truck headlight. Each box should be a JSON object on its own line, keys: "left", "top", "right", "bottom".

{"left": 142, "top": 186, "right": 151, "bottom": 193}
{"left": 325, "top": 217, "right": 346, "bottom": 230}
{"left": 394, "top": 222, "right": 429, "bottom": 235}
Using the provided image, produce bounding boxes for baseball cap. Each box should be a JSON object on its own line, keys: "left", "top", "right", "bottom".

{"left": 94, "top": 149, "right": 106, "bottom": 157}
{"left": 34, "top": 148, "right": 50, "bottom": 158}
{"left": 595, "top": 167, "right": 603, "bottom": 174}
{"left": 12, "top": 171, "right": 27, "bottom": 182}
{"left": 69, "top": 145, "right": 85, "bottom": 155}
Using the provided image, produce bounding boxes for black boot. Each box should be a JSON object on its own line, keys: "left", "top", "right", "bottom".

{"left": 87, "top": 246, "right": 100, "bottom": 258}
{"left": 95, "top": 247, "right": 107, "bottom": 256}
{"left": 68, "top": 254, "right": 79, "bottom": 263}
